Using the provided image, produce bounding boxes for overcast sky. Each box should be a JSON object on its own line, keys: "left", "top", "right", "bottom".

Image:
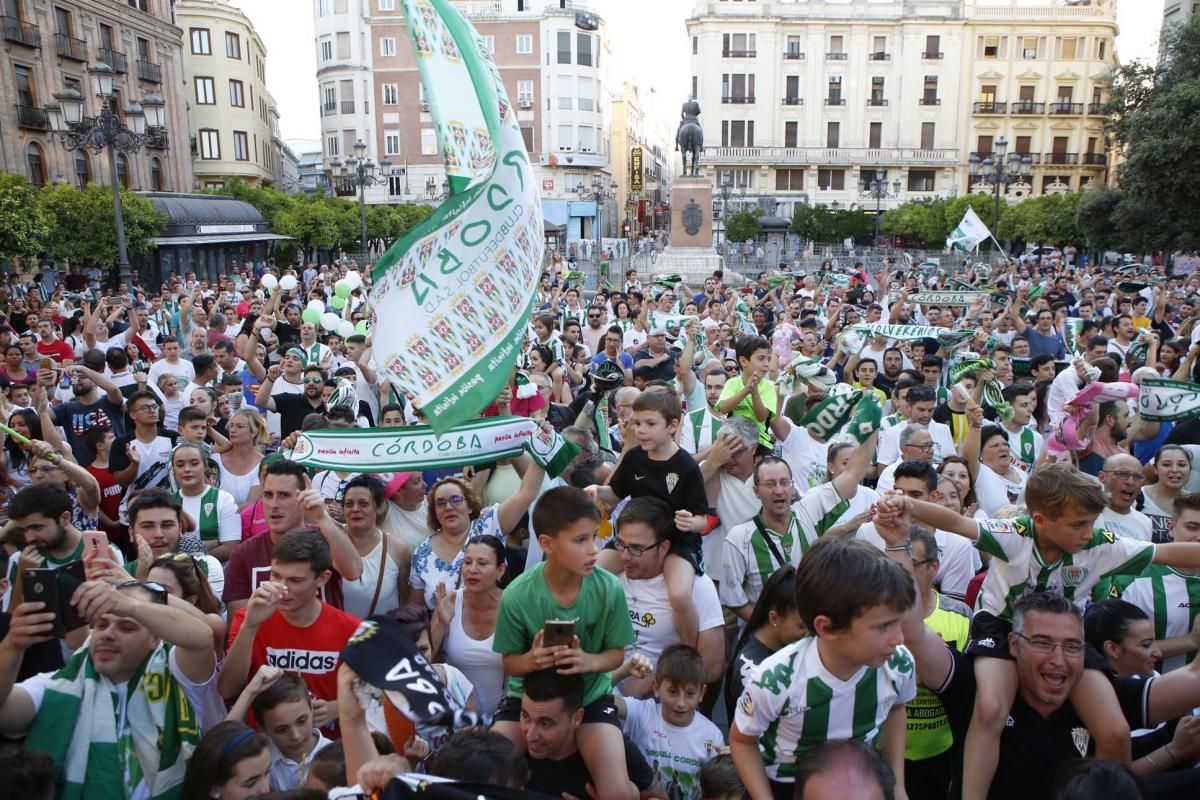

{"left": 231, "top": 0, "right": 1166, "bottom": 145}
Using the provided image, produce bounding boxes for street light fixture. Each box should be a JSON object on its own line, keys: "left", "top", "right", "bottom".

{"left": 858, "top": 169, "right": 903, "bottom": 245}
{"left": 968, "top": 136, "right": 1032, "bottom": 249}
{"left": 424, "top": 175, "right": 449, "bottom": 201}
{"left": 43, "top": 63, "right": 168, "bottom": 283}
{"left": 331, "top": 139, "right": 390, "bottom": 262}
{"left": 574, "top": 174, "right": 618, "bottom": 262}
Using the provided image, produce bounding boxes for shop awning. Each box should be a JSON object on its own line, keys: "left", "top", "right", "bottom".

{"left": 152, "top": 232, "right": 294, "bottom": 246}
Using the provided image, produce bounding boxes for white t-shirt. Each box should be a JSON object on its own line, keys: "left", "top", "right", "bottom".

{"left": 621, "top": 572, "right": 723, "bottom": 666}
{"left": 779, "top": 424, "right": 828, "bottom": 492}
{"left": 623, "top": 697, "right": 724, "bottom": 800}
{"left": 146, "top": 358, "right": 194, "bottom": 389}
{"left": 876, "top": 420, "right": 957, "bottom": 465}
{"left": 704, "top": 471, "right": 760, "bottom": 571}
{"left": 856, "top": 526, "right": 981, "bottom": 602}
{"left": 1099, "top": 506, "right": 1154, "bottom": 543}
{"left": 269, "top": 730, "right": 333, "bottom": 791}
{"left": 973, "top": 463, "right": 1027, "bottom": 516}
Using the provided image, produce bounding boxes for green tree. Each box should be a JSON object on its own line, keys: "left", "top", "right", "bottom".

{"left": 1103, "top": 15, "right": 1200, "bottom": 250}
{"left": 724, "top": 207, "right": 763, "bottom": 243}
{"left": 0, "top": 174, "right": 50, "bottom": 263}
{"left": 830, "top": 208, "right": 875, "bottom": 242}
{"left": 38, "top": 183, "right": 165, "bottom": 267}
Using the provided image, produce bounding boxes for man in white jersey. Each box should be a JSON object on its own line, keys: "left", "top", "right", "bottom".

{"left": 613, "top": 497, "right": 725, "bottom": 697}
{"left": 875, "top": 385, "right": 956, "bottom": 473}
{"left": 679, "top": 366, "right": 726, "bottom": 459}
{"left": 1120, "top": 492, "right": 1200, "bottom": 672}
{"left": 1098, "top": 453, "right": 1154, "bottom": 542}
{"left": 999, "top": 383, "right": 1044, "bottom": 474}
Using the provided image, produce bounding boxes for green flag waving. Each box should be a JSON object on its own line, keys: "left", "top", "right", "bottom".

{"left": 369, "top": 0, "right": 543, "bottom": 433}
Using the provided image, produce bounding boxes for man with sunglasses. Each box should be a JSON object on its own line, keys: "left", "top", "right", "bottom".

{"left": 591, "top": 326, "right": 634, "bottom": 387}
{"left": 256, "top": 364, "right": 328, "bottom": 439}
{"left": 581, "top": 305, "right": 608, "bottom": 354}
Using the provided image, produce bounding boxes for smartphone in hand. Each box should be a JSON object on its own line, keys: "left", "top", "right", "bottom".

{"left": 542, "top": 619, "right": 577, "bottom": 649}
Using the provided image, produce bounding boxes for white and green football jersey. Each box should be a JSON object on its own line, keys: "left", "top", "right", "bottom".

{"left": 733, "top": 636, "right": 917, "bottom": 782}
{"left": 974, "top": 515, "right": 1156, "bottom": 620}
{"left": 1120, "top": 565, "right": 1200, "bottom": 672}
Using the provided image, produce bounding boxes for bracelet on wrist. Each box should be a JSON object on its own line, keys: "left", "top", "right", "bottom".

{"left": 885, "top": 540, "right": 911, "bottom": 553}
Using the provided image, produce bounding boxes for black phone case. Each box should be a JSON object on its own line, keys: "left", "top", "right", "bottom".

{"left": 21, "top": 569, "right": 64, "bottom": 638}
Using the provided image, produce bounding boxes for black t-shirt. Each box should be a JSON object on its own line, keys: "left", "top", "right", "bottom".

{"left": 1166, "top": 418, "right": 1200, "bottom": 446}
{"left": 273, "top": 392, "right": 327, "bottom": 438}
{"left": 525, "top": 735, "right": 655, "bottom": 799}
{"left": 724, "top": 636, "right": 775, "bottom": 722}
{"left": 52, "top": 396, "right": 127, "bottom": 466}
{"left": 631, "top": 349, "right": 677, "bottom": 382}
{"left": 274, "top": 321, "right": 301, "bottom": 352}
{"left": 935, "top": 648, "right": 1152, "bottom": 800}
{"left": 608, "top": 446, "right": 708, "bottom": 516}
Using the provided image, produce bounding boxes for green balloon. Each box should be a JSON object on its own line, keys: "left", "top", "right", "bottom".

{"left": 330, "top": 295, "right": 346, "bottom": 310}
{"left": 355, "top": 320, "right": 371, "bottom": 336}
{"left": 301, "top": 307, "right": 321, "bottom": 324}
{"left": 334, "top": 280, "right": 352, "bottom": 298}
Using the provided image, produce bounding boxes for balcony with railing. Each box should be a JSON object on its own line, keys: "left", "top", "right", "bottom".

{"left": 1087, "top": 102, "right": 1106, "bottom": 115}
{"left": 55, "top": 33, "right": 86, "bottom": 61}
{"left": 1011, "top": 101, "right": 1045, "bottom": 114}
{"left": 145, "top": 126, "right": 169, "bottom": 150}
{"left": 322, "top": 101, "right": 337, "bottom": 116}
{"left": 783, "top": 49, "right": 804, "bottom": 60}
{"left": 922, "top": 51, "right": 944, "bottom": 59}
{"left": 722, "top": 49, "right": 755, "bottom": 58}
{"left": 869, "top": 52, "right": 890, "bottom": 61}
{"left": 867, "top": 97, "right": 888, "bottom": 106}
{"left": 16, "top": 104, "right": 49, "bottom": 130}
{"left": 919, "top": 95, "right": 940, "bottom": 106}
{"left": 1046, "top": 152, "right": 1079, "bottom": 165}
{"left": 341, "top": 99, "right": 355, "bottom": 114}
{"left": 2, "top": 16, "right": 40, "bottom": 48}
{"left": 704, "top": 146, "right": 959, "bottom": 166}
{"left": 137, "top": 59, "right": 161, "bottom": 83}
{"left": 782, "top": 97, "right": 803, "bottom": 106}
{"left": 721, "top": 95, "right": 755, "bottom": 104}
{"left": 1082, "top": 153, "right": 1107, "bottom": 166}
{"left": 824, "top": 96, "right": 845, "bottom": 106}
{"left": 973, "top": 150, "right": 1042, "bottom": 165}
{"left": 1048, "top": 101, "right": 1083, "bottom": 115}
{"left": 96, "top": 46, "right": 128, "bottom": 73}
{"left": 973, "top": 101, "right": 1007, "bottom": 114}
{"left": 826, "top": 52, "right": 848, "bottom": 60}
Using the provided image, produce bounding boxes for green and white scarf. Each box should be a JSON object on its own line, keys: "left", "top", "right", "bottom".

{"left": 23, "top": 643, "right": 198, "bottom": 800}
{"left": 285, "top": 416, "right": 580, "bottom": 476}
{"left": 800, "top": 390, "right": 882, "bottom": 444}
{"left": 909, "top": 291, "right": 990, "bottom": 306}
{"left": 1063, "top": 318, "right": 1084, "bottom": 355}
{"left": 948, "top": 357, "right": 1012, "bottom": 421}
{"left": 1138, "top": 378, "right": 1200, "bottom": 422}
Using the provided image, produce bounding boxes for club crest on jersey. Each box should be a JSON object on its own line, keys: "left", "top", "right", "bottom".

{"left": 1071, "top": 726, "right": 1091, "bottom": 756}
{"left": 203, "top": 502, "right": 214, "bottom": 516}
{"left": 665, "top": 473, "right": 679, "bottom": 493}
{"left": 738, "top": 692, "right": 753, "bottom": 716}
{"left": 1063, "top": 565, "right": 1089, "bottom": 587}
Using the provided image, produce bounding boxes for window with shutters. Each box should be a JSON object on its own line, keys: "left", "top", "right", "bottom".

{"left": 826, "top": 121, "right": 839, "bottom": 148}
{"left": 921, "top": 122, "right": 935, "bottom": 150}
{"left": 776, "top": 169, "right": 804, "bottom": 191}
{"left": 869, "top": 122, "right": 882, "bottom": 149}
{"left": 817, "top": 168, "right": 845, "bottom": 190}
{"left": 784, "top": 121, "right": 798, "bottom": 148}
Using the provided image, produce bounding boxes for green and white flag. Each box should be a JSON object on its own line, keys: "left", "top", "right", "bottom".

{"left": 369, "top": 0, "right": 543, "bottom": 433}
{"left": 818, "top": 271, "right": 851, "bottom": 287}
{"left": 1138, "top": 379, "right": 1200, "bottom": 422}
{"left": 945, "top": 206, "right": 991, "bottom": 251}
{"left": 909, "top": 291, "right": 991, "bottom": 306}
{"left": 801, "top": 390, "right": 882, "bottom": 444}
{"left": 1063, "top": 318, "right": 1084, "bottom": 355}
{"left": 850, "top": 324, "right": 974, "bottom": 348}
{"left": 285, "top": 416, "right": 580, "bottom": 477}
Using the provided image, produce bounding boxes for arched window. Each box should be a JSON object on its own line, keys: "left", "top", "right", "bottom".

{"left": 149, "top": 157, "right": 163, "bottom": 191}
{"left": 26, "top": 142, "right": 46, "bottom": 187}
{"left": 74, "top": 150, "right": 90, "bottom": 188}
{"left": 116, "top": 153, "right": 130, "bottom": 188}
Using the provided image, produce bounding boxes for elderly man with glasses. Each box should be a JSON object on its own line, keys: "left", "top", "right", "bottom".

{"left": 877, "top": 423, "right": 936, "bottom": 493}
{"left": 1098, "top": 453, "right": 1154, "bottom": 542}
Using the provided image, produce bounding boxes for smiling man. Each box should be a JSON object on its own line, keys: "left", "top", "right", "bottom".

{"left": 1098, "top": 453, "right": 1154, "bottom": 542}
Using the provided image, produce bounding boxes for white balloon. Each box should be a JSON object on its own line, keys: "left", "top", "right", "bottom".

{"left": 307, "top": 299, "right": 326, "bottom": 313}
{"left": 279, "top": 275, "right": 298, "bottom": 292}
{"left": 260, "top": 274, "right": 278, "bottom": 290}
{"left": 345, "top": 270, "right": 362, "bottom": 290}
{"left": 320, "top": 312, "right": 341, "bottom": 331}
{"left": 337, "top": 320, "right": 355, "bottom": 339}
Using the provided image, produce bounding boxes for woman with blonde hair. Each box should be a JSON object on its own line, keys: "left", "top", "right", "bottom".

{"left": 212, "top": 407, "right": 267, "bottom": 509}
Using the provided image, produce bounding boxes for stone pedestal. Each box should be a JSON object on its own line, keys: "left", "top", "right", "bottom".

{"left": 669, "top": 176, "right": 713, "bottom": 249}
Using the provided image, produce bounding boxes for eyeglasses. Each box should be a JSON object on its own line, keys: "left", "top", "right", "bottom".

{"left": 132, "top": 404, "right": 159, "bottom": 413}
{"left": 116, "top": 579, "right": 169, "bottom": 604}
{"left": 1013, "top": 632, "right": 1086, "bottom": 657}
{"left": 612, "top": 538, "right": 663, "bottom": 557}
{"left": 303, "top": 377, "right": 324, "bottom": 384}
{"left": 434, "top": 495, "right": 466, "bottom": 509}
{"left": 1101, "top": 470, "right": 1144, "bottom": 483}
{"left": 905, "top": 442, "right": 936, "bottom": 452}
{"left": 724, "top": 365, "right": 739, "bottom": 374}
{"left": 756, "top": 479, "right": 793, "bottom": 490}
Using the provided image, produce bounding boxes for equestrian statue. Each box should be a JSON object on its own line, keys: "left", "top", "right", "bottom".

{"left": 676, "top": 98, "right": 704, "bottom": 177}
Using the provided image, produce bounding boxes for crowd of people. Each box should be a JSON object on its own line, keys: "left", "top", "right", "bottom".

{"left": 0, "top": 250, "right": 1199, "bottom": 800}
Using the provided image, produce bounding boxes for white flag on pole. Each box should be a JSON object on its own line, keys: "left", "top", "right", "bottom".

{"left": 945, "top": 207, "right": 992, "bottom": 252}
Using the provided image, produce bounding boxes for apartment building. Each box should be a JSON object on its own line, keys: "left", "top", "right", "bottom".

{"left": 0, "top": 0, "right": 190, "bottom": 192}
{"left": 961, "top": 0, "right": 1117, "bottom": 199}
{"left": 177, "top": 0, "right": 275, "bottom": 189}
{"left": 315, "top": 0, "right": 616, "bottom": 241}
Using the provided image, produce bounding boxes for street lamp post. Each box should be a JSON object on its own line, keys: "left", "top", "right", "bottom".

{"left": 43, "top": 63, "right": 166, "bottom": 284}
{"left": 330, "top": 139, "right": 390, "bottom": 262}
{"left": 968, "top": 136, "right": 1032, "bottom": 249}
{"left": 425, "top": 176, "right": 449, "bottom": 202}
{"left": 858, "top": 169, "right": 902, "bottom": 245}
{"left": 574, "top": 174, "right": 617, "bottom": 262}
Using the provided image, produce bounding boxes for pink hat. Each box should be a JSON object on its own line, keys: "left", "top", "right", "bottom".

{"left": 379, "top": 471, "right": 416, "bottom": 499}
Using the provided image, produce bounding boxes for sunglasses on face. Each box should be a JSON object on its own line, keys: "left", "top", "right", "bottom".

{"left": 303, "top": 377, "right": 324, "bottom": 384}
{"left": 434, "top": 495, "right": 466, "bottom": 509}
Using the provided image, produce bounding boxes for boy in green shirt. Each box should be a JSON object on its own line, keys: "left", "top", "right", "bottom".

{"left": 492, "top": 486, "right": 637, "bottom": 800}
{"left": 716, "top": 335, "right": 776, "bottom": 448}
